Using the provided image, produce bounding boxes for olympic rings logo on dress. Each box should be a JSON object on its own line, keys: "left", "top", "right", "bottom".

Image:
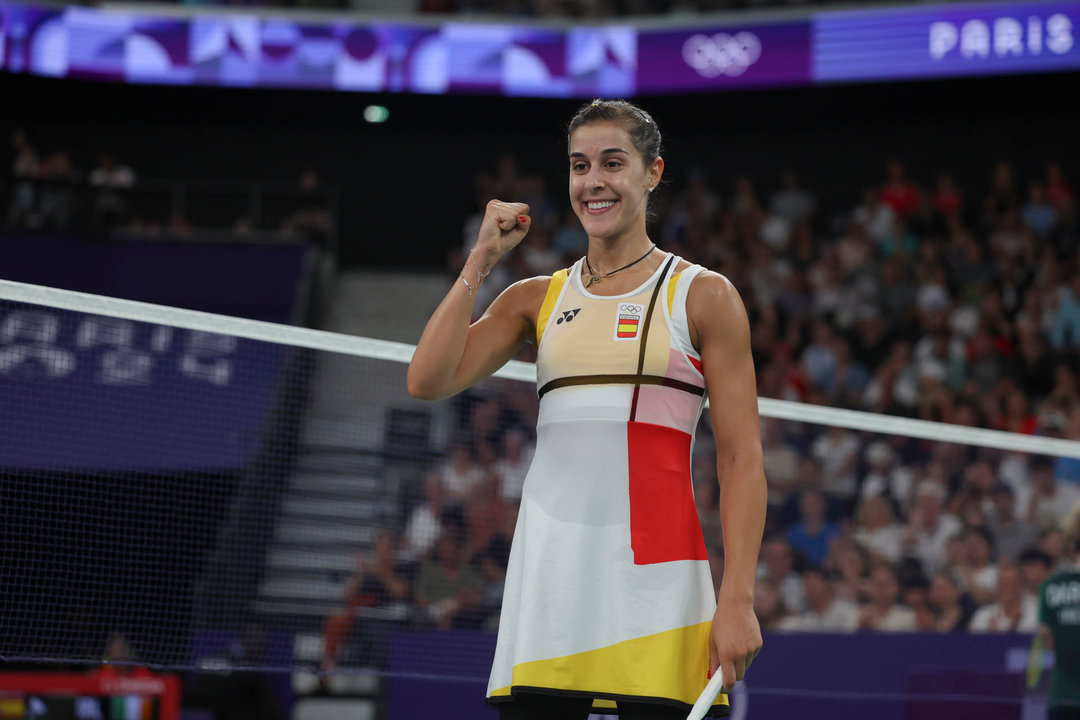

{"left": 681, "top": 32, "right": 762, "bottom": 78}
{"left": 620, "top": 304, "right": 644, "bottom": 313}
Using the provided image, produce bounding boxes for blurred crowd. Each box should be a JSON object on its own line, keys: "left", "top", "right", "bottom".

{"left": 3, "top": 128, "right": 335, "bottom": 244}
{"left": 316, "top": 148, "right": 1080, "bottom": 670}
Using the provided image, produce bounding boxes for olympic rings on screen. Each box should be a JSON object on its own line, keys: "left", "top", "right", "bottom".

{"left": 682, "top": 32, "right": 762, "bottom": 78}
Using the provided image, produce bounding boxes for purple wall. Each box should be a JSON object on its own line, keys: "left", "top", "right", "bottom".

{"left": 386, "top": 630, "right": 1036, "bottom": 720}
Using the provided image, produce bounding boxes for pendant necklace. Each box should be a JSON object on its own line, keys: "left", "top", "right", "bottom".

{"left": 584, "top": 244, "right": 656, "bottom": 288}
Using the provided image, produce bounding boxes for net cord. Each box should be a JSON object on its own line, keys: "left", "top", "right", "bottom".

{"left": 3, "top": 278, "right": 1078, "bottom": 459}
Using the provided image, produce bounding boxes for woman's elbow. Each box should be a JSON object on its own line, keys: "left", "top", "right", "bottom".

{"left": 406, "top": 367, "right": 446, "bottom": 401}
{"left": 406, "top": 367, "right": 432, "bottom": 400}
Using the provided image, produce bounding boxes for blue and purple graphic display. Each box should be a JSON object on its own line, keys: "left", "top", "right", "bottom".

{"left": 0, "top": 1, "right": 1076, "bottom": 94}
{"left": 814, "top": 1, "right": 1080, "bottom": 82}
{"left": 0, "top": 236, "right": 308, "bottom": 472}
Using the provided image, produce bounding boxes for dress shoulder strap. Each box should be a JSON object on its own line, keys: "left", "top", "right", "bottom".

{"left": 535, "top": 266, "right": 572, "bottom": 346}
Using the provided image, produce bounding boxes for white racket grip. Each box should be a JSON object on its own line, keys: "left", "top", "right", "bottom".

{"left": 686, "top": 667, "right": 724, "bottom": 720}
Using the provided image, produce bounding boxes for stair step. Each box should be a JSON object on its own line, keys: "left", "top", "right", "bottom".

{"left": 289, "top": 473, "right": 382, "bottom": 495}
{"left": 267, "top": 548, "right": 356, "bottom": 573}
{"left": 277, "top": 521, "right": 381, "bottom": 545}
{"left": 281, "top": 497, "right": 392, "bottom": 521}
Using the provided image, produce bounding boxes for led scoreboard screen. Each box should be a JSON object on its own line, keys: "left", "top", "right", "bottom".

{"left": 0, "top": 0, "right": 1076, "bottom": 96}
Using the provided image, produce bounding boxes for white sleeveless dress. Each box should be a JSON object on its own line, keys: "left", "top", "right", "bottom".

{"left": 486, "top": 253, "right": 727, "bottom": 716}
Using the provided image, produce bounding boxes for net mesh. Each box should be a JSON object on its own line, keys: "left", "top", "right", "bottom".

{"left": 2, "top": 279, "right": 1080, "bottom": 694}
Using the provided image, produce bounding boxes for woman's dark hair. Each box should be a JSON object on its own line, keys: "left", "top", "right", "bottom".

{"left": 566, "top": 99, "right": 662, "bottom": 167}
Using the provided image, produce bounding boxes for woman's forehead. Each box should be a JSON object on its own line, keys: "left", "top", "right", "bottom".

{"left": 568, "top": 122, "right": 632, "bottom": 155}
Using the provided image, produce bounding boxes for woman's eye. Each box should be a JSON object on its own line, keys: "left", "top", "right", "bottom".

{"left": 572, "top": 163, "right": 587, "bottom": 172}
{"left": 606, "top": 161, "right": 622, "bottom": 169}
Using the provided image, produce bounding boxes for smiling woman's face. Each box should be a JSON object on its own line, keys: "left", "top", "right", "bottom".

{"left": 567, "top": 121, "right": 662, "bottom": 243}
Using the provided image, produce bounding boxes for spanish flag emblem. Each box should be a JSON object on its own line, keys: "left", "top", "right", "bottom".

{"left": 614, "top": 303, "right": 644, "bottom": 341}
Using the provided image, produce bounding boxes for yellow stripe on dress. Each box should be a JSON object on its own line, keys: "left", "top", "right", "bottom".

{"left": 536, "top": 268, "right": 569, "bottom": 345}
{"left": 666, "top": 271, "right": 683, "bottom": 316}
{"left": 489, "top": 621, "right": 727, "bottom": 710}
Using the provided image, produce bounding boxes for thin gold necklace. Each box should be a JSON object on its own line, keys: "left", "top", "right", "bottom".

{"left": 584, "top": 244, "right": 656, "bottom": 288}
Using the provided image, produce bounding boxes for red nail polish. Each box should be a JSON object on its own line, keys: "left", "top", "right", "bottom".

{"left": 707, "top": 670, "right": 713, "bottom": 679}
{"left": 518, "top": 216, "right": 527, "bottom": 222}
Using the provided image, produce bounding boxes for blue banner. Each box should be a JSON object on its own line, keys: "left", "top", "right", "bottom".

{"left": 0, "top": 235, "right": 308, "bottom": 472}
{"left": 814, "top": 1, "right": 1080, "bottom": 82}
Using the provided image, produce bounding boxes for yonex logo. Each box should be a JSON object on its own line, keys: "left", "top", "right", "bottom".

{"left": 682, "top": 32, "right": 762, "bottom": 78}
{"left": 556, "top": 309, "right": 581, "bottom": 324}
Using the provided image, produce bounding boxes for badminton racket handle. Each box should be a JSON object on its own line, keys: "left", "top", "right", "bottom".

{"left": 686, "top": 668, "right": 724, "bottom": 720}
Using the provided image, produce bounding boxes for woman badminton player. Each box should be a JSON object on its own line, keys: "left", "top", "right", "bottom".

{"left": 408, "top": 99, "right": 766, "bottom": 719}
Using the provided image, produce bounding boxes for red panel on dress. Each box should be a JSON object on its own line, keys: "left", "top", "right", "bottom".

{"left": 627, "top": 421, "right": 708, "bottom": 565}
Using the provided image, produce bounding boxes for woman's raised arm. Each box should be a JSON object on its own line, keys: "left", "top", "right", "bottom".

{"left": 407, "top": 199, "right": 545, "bottom": 401}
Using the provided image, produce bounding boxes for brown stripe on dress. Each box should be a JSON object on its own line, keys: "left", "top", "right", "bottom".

{"left": 536, "top": 373, "right": 705, "bottom": 399}
{"left": 629, "top": 255, "right": 676, "bottom": 422}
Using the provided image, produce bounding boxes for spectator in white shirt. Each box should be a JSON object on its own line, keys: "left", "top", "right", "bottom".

{"left": 969, "top": 564, "right": 1038, "bottom": 632}
{"left": 901, "top": 481, "right": 962, "bottom": 576}
{"left": 404, "top": 476, "right": 447, "bottom": 561}
{"left": 853, "top": 494, "right": 904, "bottom": 563}
{"left": 1025, "top": 455, "right": 1080, "bottom": 530}
{"left": 779, "top": 567, "right": 858, "bottom": 632}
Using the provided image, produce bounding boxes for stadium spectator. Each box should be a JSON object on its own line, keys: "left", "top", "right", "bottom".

{"left": 761, "top": 418, "right": 799, "bottom": 503}
{"left": 414, "top": 525, "right": 484, "bottom": 630}
{"left": 282, "top": 168, "right": 334, "bottom": 246}
{"left": 810, "top": 425, "right": 859, "bottom": 507}
{"left": 551, "top": 208, "right": 589, "bottom": 259}
{"left": 37, "top": 150, "right": 80, "bottom": 230}
{"left": 752, "top": 578, "right": 789, "bottom": 631}
{"left": 903, "top": 576, "right": 936, "bottom": 631}
{"left": 931, "top": 174, "right": 963, "bottom": 219}
{"left": 928, "top": 571, "right": 974, "bottom": 632}
{"left": 1023, "top": 182, "right": 1059, "bottom": 238}
{"left": 1051, "top": 273, "right": 1080, "bottom": 350}
{"left": 1055, "top": 408, "right": 1080, "bottom": 484}
{"left": 1044, "top": 161, "right": 1075, "bottom": 212}
{"left": 464, "top": 472, "right": 513, "bottom": 561}
{"left": 861, "top": 439, "right": 916, "bottom": 508}
{"left": 770, "top": 168, "right": 815, "bottom": 225}
{"left": 858, "top": 562, "right": 917, "bottom": 632}
{"left": 321, "top": 530, "right": 411, "bottom": 671}
{"left": 88, "top": 152, "right": 136, "bottom": 230}
{"left": 404, "top": 476, "right": 447, "bottom": 561}
{"left": 1020, "top": 548, "right": 1053, "bottom": 599}
{"left": 1026, "top": 455, "right": 1080, "bottom": 530}
{"left": 901, "top": 481, "right": 961, "bottom": 576}
{"left": 879, "top": 159, "right": 921, "bottom": 220}
{"left": 7, "top": 128, "right": 39, "bottom": 227}
{"left": 757, "top": 536, "right": 805, "bottom": 613}
{"left": 493, "top": 428, "right": 533, "bottom": 503}
{"left": 853, "top": 495, "right": 903, "bottom": 564}
{"left": 786, "top": 488, "right": 841, "bottom": 568}
{"left": 779, "top": 567, "right": 858, "bottom": 632}
{"left": 829, "top": 540, "right": 870, "bottom": 606}
{"left": 968, "top": 564, "right": 1038, "bottom": 632}
{"left": 435, "top": 442, "right": 484, "bottom": 503}
{"left": 984, "top": 160, "right": 1020, "bottom": 227}
{"left": 987, "top": 482, "right": 1039, "bottom": 563}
